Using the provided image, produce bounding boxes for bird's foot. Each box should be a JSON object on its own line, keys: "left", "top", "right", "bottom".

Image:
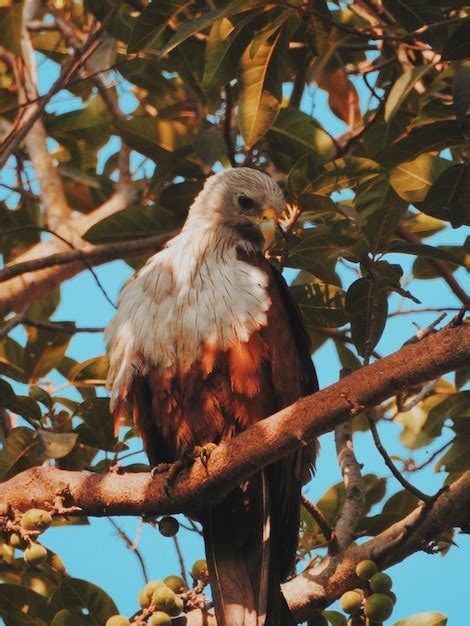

{"left": 150, "top": 463, "right": 170, "bottom": 478}
{"left": 193, "top": 443, "right": 217, "bottom": 469}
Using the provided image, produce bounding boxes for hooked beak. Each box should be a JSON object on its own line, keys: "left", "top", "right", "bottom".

{"left": 248, "top": 207, "right": 278, "bottom": 250}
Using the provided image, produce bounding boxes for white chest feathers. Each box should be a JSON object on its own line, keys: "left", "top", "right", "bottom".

{"left": 105, "top": 226, "right": 271, "bottom": 409}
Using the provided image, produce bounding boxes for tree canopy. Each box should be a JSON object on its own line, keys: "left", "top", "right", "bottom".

{"left": 0, "top": 1, "right": 469, "bottom": 625}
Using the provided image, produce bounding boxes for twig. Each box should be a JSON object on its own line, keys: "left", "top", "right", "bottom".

{"left": 389, "top": 306, "right": 461, "bottom": 317}
{"left": 367, "top": 414, "right": 431, "bottom": 503}
{"left": 0, "top": 311, "right": 27, "bottom": 340}
{"left": 172, "top": 535, "right": 189, "bottom": 587}
{"left": 301, "top": 494, "right": 339, "bottom": 555}
{"left": 289, "top": 56, "right": 309, "bottom": 109}
{"left": 108, "top": 517, "right": 149, "bottom": 584}
{"left": 223, "top": 85, "right": 236, "bottom": 167}
{"left": 405, "top": 437, "right": 455, "bottom": 473}
{"left": 396, "top": 379, "right": 436, "bottom": 413}
{"left": 22, "top": 318, "right": 104, "bottom": 334}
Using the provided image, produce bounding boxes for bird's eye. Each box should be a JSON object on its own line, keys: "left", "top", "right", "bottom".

{"left": 238, "top": 195, "right": 254, "bottom": 211}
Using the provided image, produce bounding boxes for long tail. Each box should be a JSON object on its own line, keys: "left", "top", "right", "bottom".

{"left": 202, "top": 468, "right": 296, "bottom": 626}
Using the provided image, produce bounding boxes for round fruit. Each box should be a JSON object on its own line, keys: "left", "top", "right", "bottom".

{"left": 347, "top": 617, "right": 365, "bottom": 626}
{"left": 158, "top": 516, "right": 179, "bottom": 537}
{"left": 1, "top": 543, "right": 14, "bottom": 564}
{"left": 370, "top": 572, "right": 392, "bottom": 593}
{"left": 364, "top": 593, "right": 394, "bottom": 621}
{"left": 355, "top": 559, "right": 378, "bottom": 581}
{"left": 191, "top": 559, "right": 208, "bottom": 580}
{"left": 105, "top": 616, "right": 130, "bottom": 626}
{"left": 340, "top": 590, "right": 362, "bottom": 615}
{"left": 164, "top": 574, "right": 186, "bottom": 593}
{"left": 151, "top": 586, "right": 177, "bottom": 612}
{"left": 24, "top": 543, "right": 48, "bottom": 565}
{"left": 308, "top": 613, "right": 328, "bottom": 626}
{"left": 148, "top": 612, "right": 171, "bottom": 626}
{"left": 21, "top": 509, "right": 52, "bottom": 532}
{"left": 9, "top": 533, "right": 27, "bottom": 550}
{"left": 167, "top": 595, "right": 184, "bottom": 617}
{"left": 138, "top": 590, "right": 151, "bottom": 609}
{"left": 50, "top": 553, "right": 67, "bottom": 574}
{"left": 388, "top": 590, "right": 397, "bottom": 604}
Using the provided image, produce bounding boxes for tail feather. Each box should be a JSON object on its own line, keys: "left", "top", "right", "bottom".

{"left": 203, "top": 469, "right": 296, "bottom": 626}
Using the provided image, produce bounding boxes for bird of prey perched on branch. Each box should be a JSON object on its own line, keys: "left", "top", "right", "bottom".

{"left": 106, "top": 168, "right": 318, "bottom": 626}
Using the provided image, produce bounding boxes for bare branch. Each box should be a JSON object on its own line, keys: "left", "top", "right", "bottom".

{"left": 300, "top": 494, "right": 338, "bottom": 555}
{"left": 108, "top": 517, "right": 149, "bottom": 584}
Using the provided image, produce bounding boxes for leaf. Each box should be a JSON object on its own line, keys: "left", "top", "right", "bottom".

{"left": 358, "top": 489, "right": 419, "bottom": 535}
{"left": 0, "top": 427, "right": 41, "bottom": 482}
{"left": 29, "top": 386, "right": 52, "bottom": 410}
{"left": 265, "top": 108, "right": 336, "bottom": 172}
{"left": 305, "top": 0, "right": 332, "bottom": 55}
{"left": 345, "top": 277, "right": 388, "bottom": 357}
{"left": 49, "top": 578, "right": 118, "bottom": 626}
{"left": 420, "top": 164, "right": 470, "bottom": 227}
{"left": 114, "top": 115, "right": 192, "bottom": 160}
{"left": 386, "top": 241, "right": 465, "bottom": 266}
{"left": 127, "top": 1, "right": 184, "bottom": 53}
{"left": 51, "top": 610, "right": 90, "bottom": 626}
{"left": 362, "top": 191, "right": 407, "bottom": 253}
{"left": 74, "top": 398, "right": 116, "bottom": 451}
{"left": 394, "top": 612, "right": 448, "bottom": 626}
{"left": 37, "top": 431, "right": 79, "bottom": 460}
{"left": 0, "top": 584, "right": 48, "bottom": 626}
{"left": 389, "top": 154, "right": 451, "bottom": 203}
{"left": 378, "top": 120, "right": 469, "bottom": 169}
{"left": 0, "top": 3, "right": 23, "bottom": 56}
{"left": 299, "top": 157, "right": 382, "bottom": 197}
{"left": 68, "top": 356, "right": 109, "bottom": 386}
{"left": 0, "top": 379, "right": 41, "bottom": 422}
{"left": 442, "top": 22, "right": 470, "bottom": 60}
{"left": 452, "top": 61, "right": 470, "bottom": 123}
{"left": 23, "top": 325, "right": 73, "bottom": 382}
{"left": 238, "top": 27, "right": 285, "bottom": 148}
{"left": 288, "top": 232, "right": 356, "bottom": 274}
{"left": 317, "top": 67, "right": 361, "bottom": 127}
{"left": 323, "top": 611, "right": 347, "bottom": 626}
{"left": 290, "top": 283, "right": 347, "bottom": 328}
{"left": 384, "top": 64, "right": 433, "bottom": 122}
{"left": 0, "top": 336, "right": 26, "bottom": 382}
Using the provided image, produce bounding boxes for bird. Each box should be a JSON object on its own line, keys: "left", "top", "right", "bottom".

{"left": 105, "top": 167, "right": 318, "bottom": 626}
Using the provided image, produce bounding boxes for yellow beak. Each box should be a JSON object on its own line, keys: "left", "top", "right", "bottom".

{"left": 249, "top": 207, "right": 278, "bottom": 250}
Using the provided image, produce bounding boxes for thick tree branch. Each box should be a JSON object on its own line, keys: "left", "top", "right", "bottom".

{"left": 0, "top": 322, "right": 467, "bottom": 519}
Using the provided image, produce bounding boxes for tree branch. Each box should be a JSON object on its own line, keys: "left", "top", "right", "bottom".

{"left": 0, "top": 322, "right": 467, "bottom": 519}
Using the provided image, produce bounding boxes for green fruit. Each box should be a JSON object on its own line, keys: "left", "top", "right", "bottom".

{"left": 164, "top": 574, "right": 186, "bottom": 593}
{"left": 24, "top": 543, "right": 48, "bottom": 565}
{"left": 138, "top": 590, "right": 151, "bottom": 609}
{"left": 355, "top": 559, "right": 378, "bottom": 581}
{"left": 348, "top": 617, "right": 365, "bottom": 626}
{"left": 167, "top": 594, "right": 184, "bottom": 617}
{"left": 308, "top": 613, "right": 329, "bottom": 626}
{"left": 148, "top": 611, "right": 171, "bottom": 626}
{"left": 370, "top": 572, "right": 392, "bottom": 593}
{"left": 139, "top": 580, "right": 166, "bottom": 607}
{"left": 191, "top": 559, "right": 208, "bottom": 580}
{"left": 105, "top": 617, "right": 130, "bottom": 626}
{"left": 340, "top": 590, "right": 363, "bottom": 615}
{"left": 9, "top": 533, "right": 27, "bottom": 550}
{"left": 364, "top": 593, "right": 394, "bottom": 621}
{"left": 21, "top": 509, "right": 52, "bottom": 532}
{"left": 158, "top": 516, "right": 179, "bottom": 537}
{"left": 387, "top": 591, "right": 397, "bottom": 604}
{"left": 151, "top": 586, "right": 177, "bottom": 611}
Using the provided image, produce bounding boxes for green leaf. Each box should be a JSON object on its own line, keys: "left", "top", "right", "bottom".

{"left": 23, "top": 325, "right": 73, "bottom": 382}
{"left": 0, "top": 379, "right": 41, "bottom": 422}
{"left": 74, "top": 398, "right": 116, "bottom": 451}
{"left": 49, "top": 578, "right": 118, "bottom": 626}
{"left": 299, "top": 157, "right": 382, "bottom": 197}
{"left": 0, "top": 336, "right": 26, "bottom": 382}
{"left": 386, "top": 241, "right": 465, "bottom": 266}
{"left": 288, "top": 232, "right": 356, "bottom": 274}
{"left": 0, "top": 427, "right": 41, "bottom": 482}
{"left": 345, "top": 277, "right": 388, "bottom": 357}
{"left": 51, "top": 610, "right": 90, "bottom": 626}
{"left": 37, "top": 430, "right": 79, "bottom": 459}
{"left": 394, "top": 612, "right": 447, "bottom": 626}
{"left": 265, "top": 108, "right": 336, "bottom": 172}
{"left": 420, "top": 164, "right": 470, "bottom": 227}
{"left": 0, "top": 584, "right": 48, "bottom": 626}
{"left": 127, "top": 1, "right": 183, "bottom": 53}
{"left": 389, "top": 154, "right": 451, "bottom": 203}
{"left": 378, "top": 121, "right": 469, "bottom": 169}
{"left": 452, "top": 62, "right": 470, "bottom": 123}
{"left": 0, "top": 3, "right": 23, "bottom": 56}
{"left": 29, "top": 386, "right": 52, "bottom": 410}
{"left": 290, "top": 282, "right": 347, "bottom": 328}
{"left": 238, "top": 27, "right": 286, "bottom": 148}
{"left": 305, "top": 0, "right": 331, "bottom": 55}
{"left": 362, "top": 191, "right": 407, "bottom": 252}
{"left": 114, "top": 115, "right": 192, "bottom": 160}
{"left": 385, "top": 64, "right": 434, "bottom": 122}
{"left": 442, "top": 22, "right": 470, "bottom": 60}
{"left": 68, "top": 356, "right": 109, "bottom": 387}
{"left": 323, "top": 610, "right": 347, "bottom": 626}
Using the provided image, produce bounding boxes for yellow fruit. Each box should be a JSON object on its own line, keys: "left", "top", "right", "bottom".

{"left": 105, "top": 616, "right": 130, "bottom": 626}
{"left": 151, "top": 586, "right": 177, "bottom": 612}
{"left": 158, "top": 516, "right": 179, "bottom": 537}
{"left": 1, "top": 543, "right": 14, "bottom": 564}
{"left": 50, "top": 553, "right": 67, "bottom": 574}
{"left": 164, "top": 574, "right": 186, "bottom": 593}
{"left": 29, "top": 577, "right": 48, "bottom": 596}
{"left": 355, "top": 559, "right": 378, "bottom": 581}
{"left": 370, "top": 572, "right": 392, "bottom": 593}
{"left": 139, "top": 580, "right": 165, "bottom": 607}
{"left": 9, "top": 533, "right": 27, "bottom": 550}
{"left": 364, "top": 593, "right": 394, "bottom": 621}
{"left": 191, "top": 559, "right": 208, "bottom": 580}
{"left": 148, "top": 612, "right": 171, "bottom": 626}
{"left": 21, "top": 509, "right": 52, "bottom": 532}
{"left": 167, "top": 594, "right": 184, "bottom": 617}
{"left": 24, "top": 543, "right": 48, "bottom": 565}
{"left": 340, "top": 590, "right": 362, "bottom": 615}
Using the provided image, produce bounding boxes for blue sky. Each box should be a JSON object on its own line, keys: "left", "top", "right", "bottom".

{"left": 0, "top": 47, "right": 469, "bottom": 626}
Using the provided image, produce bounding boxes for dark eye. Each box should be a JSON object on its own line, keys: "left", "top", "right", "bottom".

{"left": 238, "top": 195, "right": 254, "bottom": 211}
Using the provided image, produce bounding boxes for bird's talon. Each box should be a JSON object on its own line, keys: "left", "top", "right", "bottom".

{"left": 198, "top": 443, "right": 217, "bottom": 468}
{"left": 151, "top": 463, "right": 170, "bottom": 478}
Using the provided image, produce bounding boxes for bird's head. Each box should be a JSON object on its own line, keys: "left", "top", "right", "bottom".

{"left": 186, "top": 168, "right": 286, "bottom": 250}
